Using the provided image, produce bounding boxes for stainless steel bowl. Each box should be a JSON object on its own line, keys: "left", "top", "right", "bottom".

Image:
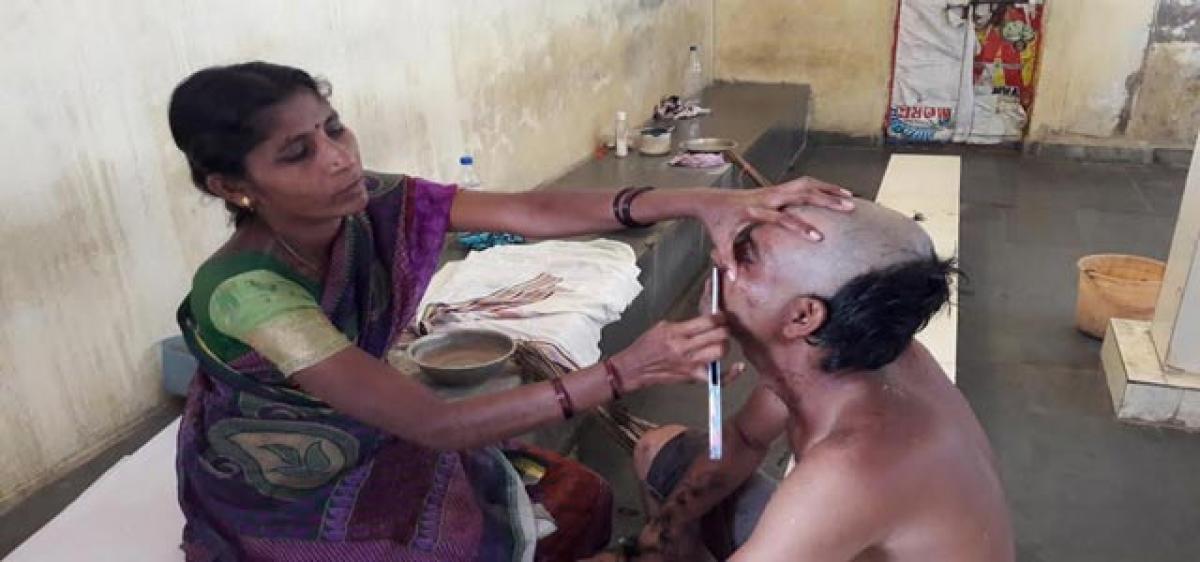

{"left": 680, "top": 137, "right": 738, "bottom": 153}
{"left": 407, "top": 329, "right": 516, "bottom": 387}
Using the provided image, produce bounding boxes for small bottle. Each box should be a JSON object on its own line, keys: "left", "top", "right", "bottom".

{"left": 456, "top": 155, "right": 485, "bottom": 250}
{"left": 683, "top": 45, "right": 704, "bottom": 104}
{"left": 614, "top": 112, "right": 629, "bottom": 158}
{"left": 458, "top": 155, "right": 482, "bottom": 190}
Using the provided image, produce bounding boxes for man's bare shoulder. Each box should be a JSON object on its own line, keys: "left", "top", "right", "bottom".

{"left": 731, "top": 441, "right": 893, "bottom": 561}
{"left": 789, "top": 430, "right": 907, "bottom": 501}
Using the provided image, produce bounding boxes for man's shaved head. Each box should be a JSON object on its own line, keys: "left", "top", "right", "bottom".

{"left": 773, "top": 201, "right": 936, "bottom": 298}
{"left": 724, "top": 199, "right": 955, "bottom": 373}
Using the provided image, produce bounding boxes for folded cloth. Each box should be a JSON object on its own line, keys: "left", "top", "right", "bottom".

{"left": 653, "top": 95, "right": 711, "bottom": 121}
{"left": 413, "top": 239, "right": 642, "bottom": 367}
{"left": 669, "top": 152, "right": 728, "bottom": 168}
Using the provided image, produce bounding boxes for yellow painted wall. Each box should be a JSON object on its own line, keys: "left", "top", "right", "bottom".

{"left": 1027, "top": 0, "right": 1159, "bottom": 143}
{"left": 714, "top": 0, "right": 899, "bottom": 136}
{"left": 1126, "top": 41, "right": 1200, "bottom": 147}
{"left": 1029, "top": 0, "right": 1200, "bottom": 149}
{"left": 714, "top": 0, "right": 1200, "bottom": 149}
{"left": 0, "top": 0, "right": 712, "bottom": 512}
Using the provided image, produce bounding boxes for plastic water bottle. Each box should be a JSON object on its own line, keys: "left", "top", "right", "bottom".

{"left": 458, "top": 155, "right": 482, "bottom": 190}
{"left": 454, "top": 155, "right": 526, "bottom": 250}
{"left": 614, "top": 112, "right": 629, "bottom": 158}
{"left": 683, "top": 45, "right": 704, "bottom": 104}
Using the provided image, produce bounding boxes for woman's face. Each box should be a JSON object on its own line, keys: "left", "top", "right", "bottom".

{"left": 238, "top": 91, "right": 367, "bottom": 222}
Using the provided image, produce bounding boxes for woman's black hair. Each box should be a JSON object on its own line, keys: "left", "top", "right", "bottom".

{"left": 806, "top": 255, "right": 960, "bottom": 373}
{"left": 167, "top": 61, "right": 329, "bottom": 224}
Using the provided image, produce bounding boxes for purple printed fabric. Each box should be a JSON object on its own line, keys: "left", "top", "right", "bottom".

{"left": 175, "top": 175, "right": 531, "bottom": 561}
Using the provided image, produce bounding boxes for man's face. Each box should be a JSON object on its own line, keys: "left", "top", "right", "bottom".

{"left": 722, "top": 200, "right": 937, "bottom": 359}
{"left": 721, "top": 220, "right": 819, "bottom": 347}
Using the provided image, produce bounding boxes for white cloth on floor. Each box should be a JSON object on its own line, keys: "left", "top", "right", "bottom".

{"left": 6, "top": 419, "right": 185, "bottom": 561}
{"left": 415, "top": 239, "right": 643, "bottom": 367}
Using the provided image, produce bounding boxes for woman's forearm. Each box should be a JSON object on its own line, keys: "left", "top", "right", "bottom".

{"left": 300, "top": 315, "right": 724, "bottom": 452}
{"left": 295, "top": 347, "right": 625, "bottom": 451}
{"left": 419, "top": 363, "right": 618, "bottom": 450}
{"left": 449, "top": 187, "right": 716, "bottom": 238}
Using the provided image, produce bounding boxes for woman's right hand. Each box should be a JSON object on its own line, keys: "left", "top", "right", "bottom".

{"left": 611, "top": 314, "right": 730, "bottom": 392}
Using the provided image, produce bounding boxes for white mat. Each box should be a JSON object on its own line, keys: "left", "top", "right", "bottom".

{"left": 874, "top": 154, "right": 961, "bottom": 383}
{"left": 6, "top": 419, "right": 184, "bottom": 561}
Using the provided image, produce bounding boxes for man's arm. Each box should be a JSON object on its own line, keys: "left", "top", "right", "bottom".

{"left": 729, "top": 447, "right": 887, "bottom": 561}
{"left": 641, "top": 384, "right": 790, "bottom": 558}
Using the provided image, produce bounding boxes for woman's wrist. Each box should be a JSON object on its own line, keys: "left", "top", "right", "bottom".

{"left": 628, "top": 187, "right": 713, "bottom": 224}
{"left": 674, "top": 187, "right": 719, "bottom": 219}
{"left": 607, "top": 352, "right": 645, "bottom": 393}
{"left": 603, "top": 357, "right": 628, "bottom": 399}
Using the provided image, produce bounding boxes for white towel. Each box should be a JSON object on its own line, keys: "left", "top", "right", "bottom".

{"left": 414, "top": 239, "right": 643, "bottom": 367}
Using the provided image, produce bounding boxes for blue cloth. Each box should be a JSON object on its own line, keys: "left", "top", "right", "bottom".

{"left": 456, "top": 231, "right": 526, "bottom": 251}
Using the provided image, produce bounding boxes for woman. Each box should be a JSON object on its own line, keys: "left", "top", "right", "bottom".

{"left": 169, "top": 62, "right": 852, "bottom": 561}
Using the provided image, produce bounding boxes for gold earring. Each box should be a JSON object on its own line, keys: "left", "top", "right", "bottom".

{"left": 239, "top": 196, "right": 252, "bottom": 209}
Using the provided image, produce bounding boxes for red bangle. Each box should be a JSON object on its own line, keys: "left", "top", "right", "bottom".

{"left": 550, "top": 378, "right": 575, "bottom": 419}
{"left": 604, "top": 358, "right": 627, "bottom": 400}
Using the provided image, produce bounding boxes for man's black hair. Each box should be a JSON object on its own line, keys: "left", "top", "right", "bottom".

{"left": 806, "top": 255, "right": 959, "bottom": 373}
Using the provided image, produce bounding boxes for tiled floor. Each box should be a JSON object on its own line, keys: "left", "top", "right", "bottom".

{"left": 580, "top": 145, "right": 1200, "bottom": 561}
{"left": 952, "top": 152, "right": 1198, "bottom": 562}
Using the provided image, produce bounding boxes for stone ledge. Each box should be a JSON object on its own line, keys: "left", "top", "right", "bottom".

{"left": 1101, "top": 318, "right": 1200, "bottom": 429}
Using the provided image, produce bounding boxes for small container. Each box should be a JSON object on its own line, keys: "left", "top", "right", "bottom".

{"left": 614, "top": 111, "right": 629, "bottom": 158}
{"left": 639, "top": 126, "right": 673, "bottom": 156}
{"left": 408, "top": 329, "right": 516, "bottom": 387}
{"left": 1075, "top": 254, "right": 1165, "bottom": 339}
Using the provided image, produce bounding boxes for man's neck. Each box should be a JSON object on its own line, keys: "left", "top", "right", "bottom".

{"left": 746, "top": 340, "right": 878, "bottom": 447}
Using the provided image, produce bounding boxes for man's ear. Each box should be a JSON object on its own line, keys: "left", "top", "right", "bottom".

{"left": 779, "top": 295, "right": 827, "bottom": 341}
{"left": 205, "top": 174, "right": 252, "bottom": 209}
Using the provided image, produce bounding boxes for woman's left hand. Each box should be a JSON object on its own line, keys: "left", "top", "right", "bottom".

{"left": 695, "top": 176, "right": 855, "bottom": 279}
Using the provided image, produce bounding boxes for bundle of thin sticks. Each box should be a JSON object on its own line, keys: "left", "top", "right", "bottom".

{"left": 512, "top": 341, "right": 658, "bottom": 453}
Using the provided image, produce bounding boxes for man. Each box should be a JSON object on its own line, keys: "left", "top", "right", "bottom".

{"left": 631, "top": 200, "right": 1013, "bottom": 561}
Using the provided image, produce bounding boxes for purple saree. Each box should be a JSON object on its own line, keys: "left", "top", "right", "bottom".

{"left": 175, "top": 175, "right": 608, "bottom": 561}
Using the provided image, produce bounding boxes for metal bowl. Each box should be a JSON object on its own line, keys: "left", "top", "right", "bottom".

{"left": 407, "top": 329, "right": 516, "bottom": 387}
{"left": 680, "top": 137, "right": 738, "bottom": 153}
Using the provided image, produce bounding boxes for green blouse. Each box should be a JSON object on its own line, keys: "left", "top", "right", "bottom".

{"left": 190, "top": 252, "right": 352, "bottom": 376}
